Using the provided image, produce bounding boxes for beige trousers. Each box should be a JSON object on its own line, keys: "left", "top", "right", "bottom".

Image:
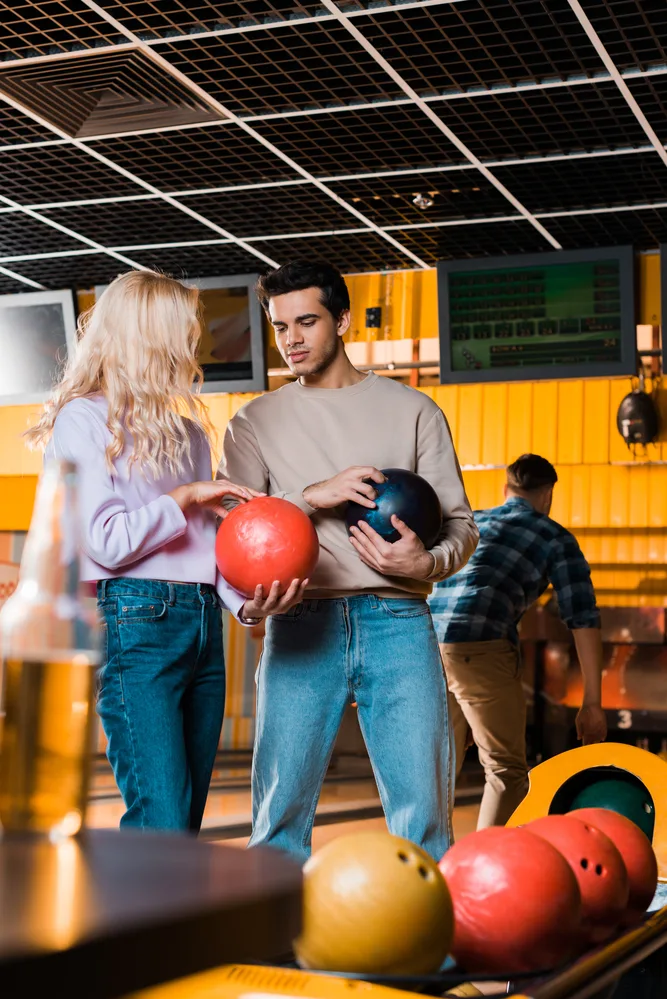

{"left": 441, "top": 639, "right": 529, "bottom": 830}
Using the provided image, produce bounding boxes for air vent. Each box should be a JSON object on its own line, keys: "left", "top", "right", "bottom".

{"left": 0, "top": 49, "right": 227, "bottom": 138}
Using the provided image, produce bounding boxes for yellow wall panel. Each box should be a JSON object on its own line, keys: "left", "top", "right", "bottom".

{"left": 609, "top": 466, "right": 630, "bottom": 529}
{"left": 456, "top": 384, "right": 484, "bottom": 466}
{"left": 628, "top": 466, "right": 649, "bottom": 528}
{"left": 556, "top": 380, "right": 584, "bottom": 465}
{"left": 505, "top": 382, "right": 533, "bottom": 462}
{"left": 588, "top": 465, "right": 611, "bottom": 528}
{"left": 432, "top": 385, "right": 459, "bottom": 449}
{"left": 531, "top": 381, "right": 558, "bottom": 462}
{"left": 569, "top": 465, "right": 590, "bottom": 528}
{"left": 608, "top": 378, "right": 636, "bottom": 464}
{"left": 480, "top": 383, "right": 508, "bottom": 466}
{"left": 0, "top": 476, "right": 37, "bottom": 532}
{"left": 550, "top": 465, "right": 571, "bottom": 525}
{"left": 582, "top": 380, "right": 610, "bottom": 465}
{"left": 638, "top": 253, "right": 660, "bottom": 325}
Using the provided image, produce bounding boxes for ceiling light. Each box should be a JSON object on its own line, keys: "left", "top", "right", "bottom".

{"left": 412, "top": 193, "right": 434, "bottom": 210}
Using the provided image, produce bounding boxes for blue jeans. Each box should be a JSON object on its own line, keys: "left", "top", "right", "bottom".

{"left": 97, "top": 578, "right": 225, "bottom": 832}
{"left": 248, "top": 595, "right": 453, "bottom": 864}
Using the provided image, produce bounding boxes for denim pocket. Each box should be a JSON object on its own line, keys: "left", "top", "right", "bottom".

{"left": 379, "top": 597, "right": 429, "bottom": 619}
{"left": 117, "top": 599, "right": 168, "bottom": 623}
{"left": 271, "top": 603, "right": 307, "bottom": 622}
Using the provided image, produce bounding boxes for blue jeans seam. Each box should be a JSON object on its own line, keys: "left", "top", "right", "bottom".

{"left": 301, "top": 740, "right": 339, "bottom": 852}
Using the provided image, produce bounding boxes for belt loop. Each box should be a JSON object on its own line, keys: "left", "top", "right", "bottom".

{"left": 99, "top": 579, "right": 107, "bottom": 600}
{"left": 168, "top": 582, "right": 175, "bottom": 606}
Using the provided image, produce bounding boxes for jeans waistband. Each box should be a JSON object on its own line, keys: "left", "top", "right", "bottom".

{"left": 97, "top": 578, "right": 217, "bottom": 605}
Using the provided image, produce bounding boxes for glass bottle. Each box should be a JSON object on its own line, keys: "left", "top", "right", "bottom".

{"left": 0, "top": 460, "right": 99, "bottom": 838}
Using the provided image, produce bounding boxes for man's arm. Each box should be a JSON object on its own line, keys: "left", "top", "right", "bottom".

{"left": 348, "top": 407, "right": 478, "bottom": 582}
{"left": 549, "top": 533, "right": 607, "bottom": 745}
{"left": 415, "top": 409, "right": 479, "bottom": 581}
{"left": 217, "top": 410, "right": 270, "bottom": 498}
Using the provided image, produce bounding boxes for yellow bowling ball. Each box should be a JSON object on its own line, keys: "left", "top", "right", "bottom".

{"left": 295, "top": 831, "right": 454, "bottom": 975}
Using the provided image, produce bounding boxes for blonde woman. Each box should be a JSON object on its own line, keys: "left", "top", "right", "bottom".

{"left": 27, "top": 271, "right": 306, "bottom": 832}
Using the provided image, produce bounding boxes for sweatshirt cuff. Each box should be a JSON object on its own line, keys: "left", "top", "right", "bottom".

{"left": 427, "top": 546, "right": 451, "bottom": 582}
{"left": 215, "top": 572, "right": 253, "bottom": 626}
{"left": 282, "top": 490, "right": 318, "bottom": 517}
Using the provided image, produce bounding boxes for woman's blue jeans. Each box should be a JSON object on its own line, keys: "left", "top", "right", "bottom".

{"left": 97, "top": 578, "right": 225, "bottom": 832}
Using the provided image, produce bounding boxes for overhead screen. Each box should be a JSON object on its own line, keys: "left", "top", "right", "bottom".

{"left": 437, "top": 246, "right": 636, "bottom": 384}
{"left": 0, "top": 289, "right": 77, "bottom": 405}
{"left": 95, "top": 273, "right": 267, "bottom": 395}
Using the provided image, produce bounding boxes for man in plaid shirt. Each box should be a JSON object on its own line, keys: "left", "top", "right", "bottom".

{"left": 429, "top": 453, "right": 607, "bottom": 829}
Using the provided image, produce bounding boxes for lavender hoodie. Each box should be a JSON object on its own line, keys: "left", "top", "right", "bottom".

{"left": 45, "top": 394, "right": 246, "bottom": 620}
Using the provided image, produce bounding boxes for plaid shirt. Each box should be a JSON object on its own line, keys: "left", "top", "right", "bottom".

{"left": 429, "top": 496, "right": 600, "bottom": 645}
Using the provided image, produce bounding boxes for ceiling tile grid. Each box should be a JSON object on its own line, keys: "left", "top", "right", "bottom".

{"left": 0, "top": 0, "right": 666, "bottom": 287}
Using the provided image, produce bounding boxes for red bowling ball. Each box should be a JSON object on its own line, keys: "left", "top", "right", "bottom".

{"left": 215, "top": 496, "right": 319, "bottom": 597}
{"left": 526, "top": 815, "right": 629, "bottom": 944}
{"left": 438, "top": 827, "right": 582, "bottom": 973}
{"left": 570, "top": 807, "right": 658, "bottom": 925}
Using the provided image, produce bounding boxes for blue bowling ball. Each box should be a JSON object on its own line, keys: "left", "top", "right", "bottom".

{"left": 345, "top": 467, "right": 442, "bottom": 549}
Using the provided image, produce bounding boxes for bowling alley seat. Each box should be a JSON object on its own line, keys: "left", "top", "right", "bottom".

{"left": 506, "top": 743, "right": 667, "bottom": 886}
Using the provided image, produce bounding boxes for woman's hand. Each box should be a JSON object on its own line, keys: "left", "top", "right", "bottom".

{"left": 169, "top": 479, "right": 263, "bottom": 519}
{"left": 240, "top": 578, "right": 309, "bottom": 622}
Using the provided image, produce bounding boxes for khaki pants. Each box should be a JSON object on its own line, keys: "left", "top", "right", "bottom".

{"left": 440, "top": 639, "right": 529, "bottom": 830}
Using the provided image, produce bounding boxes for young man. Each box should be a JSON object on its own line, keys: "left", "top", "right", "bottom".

{"left": 429, "top": 453, "right": 607, "bottom": 830}
{"left": 219, "top": 260, "right": 478, "bottom": 863}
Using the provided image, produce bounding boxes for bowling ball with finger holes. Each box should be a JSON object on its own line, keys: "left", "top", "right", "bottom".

{"left": 526, "top": 814, "right": 629, "bottom": 945}
{"left": 438, "top": 826, "right": 582, "bottom": 974}
{"left": 568, "top": 777, "right": 655, "bottom": 841}
{"left": 215, "top": 496, "right": 319, "bottom": 598}
{"left": 569, "top": 808, "right": 658, "bottom": 926}
{"left": 294, "top": 831, "right": 454, "bottom": 975}
{"left": 345, "top": 468, "right": 442, "bottom": 549}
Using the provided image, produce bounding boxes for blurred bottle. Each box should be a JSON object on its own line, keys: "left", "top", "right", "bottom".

{"left": 0, "top": 461, "right": 99, "bottom": 838}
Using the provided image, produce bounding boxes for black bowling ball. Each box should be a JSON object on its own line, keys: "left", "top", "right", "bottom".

{"left": 345, "top": 468, "right": 442, "bottom": 549}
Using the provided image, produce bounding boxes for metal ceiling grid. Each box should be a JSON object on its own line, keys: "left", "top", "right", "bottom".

{"left": 179, "top": 185, "right": 365, "bottom": 236}
{"left": 0, "top": 212, "right": 87, "bottom": 256}
{"left": 253, "top": 104, "right": 467, "bottom": 176}
{"left": 389, "top": 218, "right": 552, "bottom": 261}
{"left": 493, "top": 154, "right": 667, "bottom": 214}
{"left": 542, "top": 206, "right": 667, "bottom": 248}
{"left": 124, "top": 241, "right": 281, "bottom": 275}
{"left": 0, "top": 142, "right": 143, "bottom": 204}
{"left": 0, "top": 102, "right": 58, "bottom": 142}
{"left": 250, "top": 230, "right": 419, "bottom": 271}
{"left": 39, "top": 199, "right": 233, "bottom": 246}
{"left": 626, "top": 76, "right": 667, "bottom": 145}
{"left": 94, "top": 1, "right": 332, "bottom": 41}
{"left": 1, "top": 250, "right": 143, "bottom": 287}
{"left": 350, "top": 0, "right": 606, "bottom": 95}
{"left": 576, "top": 0, "right": 667, "bottom": 71}
{"left": 437, "top": 83, "right": 653, "bottom": 158}
{"left": 93, "top": 127, "right": 298, "bottom": 190}
{"left": 158, "top": 24, "right": 402, "bottom": 115}
{"left": 0, "top": 0, "right": 665, "bottom": 286}
{"left": 327, "top": 171, "right": 514, "bottom": 226}
{"left": 0, "top": 1, "right": 123, "bottom": 59}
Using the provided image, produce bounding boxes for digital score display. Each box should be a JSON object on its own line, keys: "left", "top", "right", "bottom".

{"left": 438, "top": 246, "right": 636, "bottom": 384}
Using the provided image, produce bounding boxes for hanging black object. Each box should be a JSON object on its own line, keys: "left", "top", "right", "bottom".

{"left": 616, "top": 371, "right": 659, "bottom": 447}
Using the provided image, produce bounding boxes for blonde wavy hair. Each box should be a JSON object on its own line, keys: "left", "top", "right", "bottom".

{"left": 26, "top": 270, "right": 214, "bottom": 477}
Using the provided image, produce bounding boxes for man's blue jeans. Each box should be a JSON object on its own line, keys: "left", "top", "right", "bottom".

{"left": 97, "top": 578, "right": 225, "bottom": 832}
{"left": 248, "top": 595, "right": 453, "bottom": 863}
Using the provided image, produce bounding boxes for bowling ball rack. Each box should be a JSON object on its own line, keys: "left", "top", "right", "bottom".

{"left": 267, "top": 902, "right": 667, "bottom": 998}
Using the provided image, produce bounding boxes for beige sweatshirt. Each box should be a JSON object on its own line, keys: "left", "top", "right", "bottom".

{"left": 218, "top": 373, "right": 478, "bottom": 599}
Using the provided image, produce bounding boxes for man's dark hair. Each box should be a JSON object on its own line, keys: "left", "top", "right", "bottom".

{"left": 255, "top": 261, "right": 350, "bottom": 320}
{"left": 507, "top": 454, "right": 558, "bottom": 493}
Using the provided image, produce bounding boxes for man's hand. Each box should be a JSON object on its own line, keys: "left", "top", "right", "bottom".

{"left": 349, "top": 515, "right": 434, "bottom": 579}
{"left": 240, "top": 578, "right": 309, "bottom": 622}
{"left": 576, "top": 704, "right": 607, "bottom": 745}
{"left": 303, "top": 466, "right": 385, "bottom": 511}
